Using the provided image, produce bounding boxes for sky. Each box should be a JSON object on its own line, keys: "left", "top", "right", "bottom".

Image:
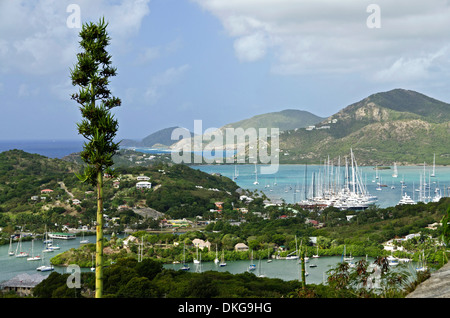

{"left": 2, "top": 0, "right": 450, "bottom": 141}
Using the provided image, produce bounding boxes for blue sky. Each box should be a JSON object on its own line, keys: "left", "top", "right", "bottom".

{"left": 2, "top": 0, "right": 450, "bottom": 141}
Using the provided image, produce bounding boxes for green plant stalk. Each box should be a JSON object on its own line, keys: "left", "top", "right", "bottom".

{"left": 96, "top": 170, "right": 103, "bottom": 298}
{"left": 301, "top": 250, "right": 306, "bottom": 289}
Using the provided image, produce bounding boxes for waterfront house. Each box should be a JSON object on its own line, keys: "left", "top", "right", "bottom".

{"left": 192, "top": 238, "right": 212, "bottom": 251}
{"left": 0, "top": 273, "right": 46, "bottom": 297}
{"left": 234, "top": 243, "right": 249, "bottom": 252}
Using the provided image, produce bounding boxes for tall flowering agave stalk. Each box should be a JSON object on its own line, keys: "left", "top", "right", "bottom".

{"left": 70, "top": 18, "right": 121, "bottom": 298}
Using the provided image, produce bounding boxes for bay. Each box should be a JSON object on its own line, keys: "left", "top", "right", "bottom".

{"left": 0, "top": 235, "right": 109, "bottom": 284}
{"left": 165, "top": 256, "right": 420, "bottom": 285}
{"left": 1, "top": 236, "right": 419, "bottom": 287}
{"left": 194, "top": 164, "right": 450, "bottom": 208}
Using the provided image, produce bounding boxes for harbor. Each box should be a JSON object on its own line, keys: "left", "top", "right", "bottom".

{"left": 195, "top": 161, "right": 450, "bottom": 209}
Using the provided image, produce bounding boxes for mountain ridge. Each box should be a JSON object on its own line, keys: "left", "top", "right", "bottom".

{"left": 279, "top": 88, "right": 450, "bottom": 165}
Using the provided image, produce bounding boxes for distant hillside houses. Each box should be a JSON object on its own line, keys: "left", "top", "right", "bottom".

{"left": 136, "top": 175, "right": 152, "bottom": 189}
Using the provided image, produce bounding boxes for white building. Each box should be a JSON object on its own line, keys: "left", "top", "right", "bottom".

{"left": 137, "top": 175, "right": 150, "bottom": 181}
{"left": 136, "top": 181, "right": 152, "bottom": 189}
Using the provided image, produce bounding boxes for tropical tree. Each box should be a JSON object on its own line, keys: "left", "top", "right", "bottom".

{"left": 70, "top": 17, "right": 121, "bottom": 298}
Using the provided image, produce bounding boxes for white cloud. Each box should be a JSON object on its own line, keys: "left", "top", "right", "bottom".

{"left": 0, "top": 0, "right": 150, "bottom": 76}
{"left": 233, "top": 32, "right": 268, "bottom": 62}
{"left": 192, "top": 0, "right": 450, "bottom": 82}
{"left": 134, "top": 38, "right": 182, "bottom": 65}
{"left": 144, "top": 65, "right": 191, "bottom": 104}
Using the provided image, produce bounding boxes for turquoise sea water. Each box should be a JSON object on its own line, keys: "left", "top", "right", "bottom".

{"left": 195, "top": 164, "right": 450, "bottom": 208}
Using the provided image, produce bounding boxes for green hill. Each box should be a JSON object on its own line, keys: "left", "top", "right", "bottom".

{"left": 0, "top": 149, "right": 240, "bottom": 219}
{"left": 0, "top": 149, "right": 79, "bottom": 212}
{"left": 221, "top": 109, "right": 325, "bottom": 131}
{"left": 121, "top": 126, "right": 193, "bottom": 148}
{"left": 278, "top": 89, "right": 450, "bottom": 165}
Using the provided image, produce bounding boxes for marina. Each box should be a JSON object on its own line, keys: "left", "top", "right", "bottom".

{"left": 165, "top": 255, "right": 420, "bottom": 285}
{"left": 0, "top": 235, "right": 109, "bottom": 284}
{"left": 195, "top": 161, "right": 450, "bottom": 209}
{"left": 1, "top": 234, "right": 421, "bottom": 287}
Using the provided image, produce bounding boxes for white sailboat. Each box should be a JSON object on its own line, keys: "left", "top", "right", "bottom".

{"left": 193, "top": 246, "right": 200, "bottom": 264}
{"left": 80, "top": 231, "right": 89, "bottom": 244}
{"left": 36, "top": 252, "right": 54, "bottom": 272}
{"left": 416, "top": 251, "right": 428, "bottom": 272}
{"left": 286, "top": 236, "right": 299, "bottom": 260}
{"left": 392, "top": 162, "right": 398, "bottom": 178}
{"left": 343, "top": 245, "right": 354, "bottom": 262}
{"left": 90, "top": 254, "right": 95, "bottom": 272}
{"left": 312, "top": 246, "right": 319, "bottom": 258}
{"left": 15, "top": 233, "right": 29, "bottom": 258}
{"left": 214, "top": 245, "right": 219, "bottom": 264}
{"left": 431, "top": 153, "right": 436, "bottom": 177}
{"left": 248, "top": 250, "right": 256, "bottom": 271}
{"left": 233, "top": 165, "right": 239, "bottom": 180}
{"left": 180, "top": 244, "right": 190, "bottom": 271}
{"left": 195, "top": 252, "right": 203, "bottom": 273}
{"left": 219, "top": 249, "right": 227, "bottom": 267}
{"left": 42, "top": 230, "right": 54, "bottom": 253}
{"left": 257, "top": 257, "right": 266, "bottom": 278}
{"left": 8, "top": 237, "right": 14, "bottom": 256}
{"left": 27, "top": 240, "right": 41, "bottom": 261}
{"left": 253, "top": 163, "right": 259, "bottom": 185}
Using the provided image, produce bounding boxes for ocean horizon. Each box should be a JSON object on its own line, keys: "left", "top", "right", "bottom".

{"left": 0, "top": 139, "right": 84, "bottom": 159}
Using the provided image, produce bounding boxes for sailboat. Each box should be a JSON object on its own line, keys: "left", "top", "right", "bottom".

{"left": 214, "top": 245, "right": 220, "bottom": 264}
{"left": 27, "top": 240, "right": 41, "bottom": 261}
{"left": 219, "top": 249, "right": 227, "bottom": 267}
{"left": 15, "top": 233, "right": 29, "bottom": 258}
{"left": 233, "top": 165, "right": 239, "bottom": 180}
{"left": 392, "top": 162, "right": 398, "bottom": 178}
{"left": 343, "top": 245, "right": 354, "bottom": 262}
{"left": 431, "top": 153, "right": 436, "bottom": 177}
{"left": 286, "top": 236, "right": 299, "bottom": 260}
{"left": 180, "top": 244, "right": 190, "bottom": 271}
{"left": 8, "top": 237, "right": 14, "bottom": 256}
{"left": 257, "top": 257, "right": 266, "bottom": 278}
{"left": 42, "top": 230, "right": 54, "bottom": 253}
{"left": 416, "top": 251, "right": 428, "bottom": 272}
{"left": 312, "top": 246, "right": 319, "bottom": 258}
{"left": 267, "top": 247, "right": 272, "bottom": 263}
{"left": 193, "top": 246, "right": 200, "bottom": 264}
{"left": 195, "top": 252, "right": 202, "bottom": 273}
{"left": 80, "top": 231, "right": 89, "bottom": 244}
{"left": 248, "top": 250, "right": 256, "bottom": 271}
{"left": 90, "top": 254, "right": 95, "bottom": 272}
{"left": 36, "top": 252, "right": 54, "bottom": 272}
{"left": 253, "top": 163, "right": 259, "bottom": 185}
